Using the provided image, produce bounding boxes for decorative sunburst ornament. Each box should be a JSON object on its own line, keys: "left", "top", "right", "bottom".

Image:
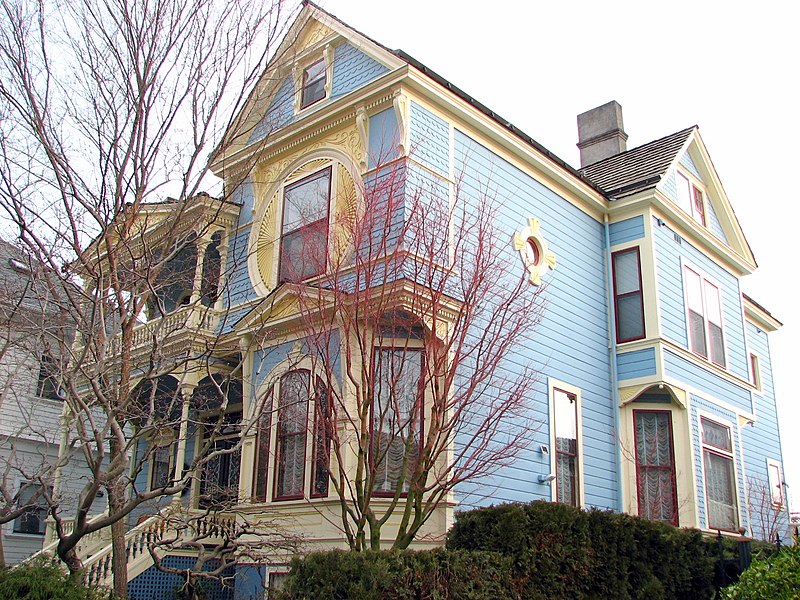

{"left": 513, "top": 217, "right": 557, "bottom": 286}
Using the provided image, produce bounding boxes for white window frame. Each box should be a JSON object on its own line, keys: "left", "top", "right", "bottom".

{"left": 766, "top": 459, "right": 784, "bottom": 508}
{"left": 683, "top": 263, "right": 727, "bottom": 368}
{"left": 698, "top": 413, "right": 741, "bottom": 532}
{"left": 749, "top": 352, "right": 762, "bottom": 393}
{"left": 548, "top": 378, "right": 583, "bottom": 507}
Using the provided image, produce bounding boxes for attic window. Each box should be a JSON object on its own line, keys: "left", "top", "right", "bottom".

{"left": 8, "top": 257, "right": 30, "bottom": 274}
{"left": 300, "top": 59, "right": 326, "bottom": 109}
{"left": 676, "top": 172, "right": 706, "bottom": 227}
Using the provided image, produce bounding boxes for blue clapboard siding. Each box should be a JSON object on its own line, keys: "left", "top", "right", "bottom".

{"left": 653, "top": 216, "right": 749, "bottom": 381}
{"left": 249, "top": 75, "right": 295, "bottom": 143}
{"left": 224, "top": 226, "right": 257, "bottom": 308}
{"left": 409, "top": 101, "right": 449, "bottom": 176}
{"left": 679, "top": 152, "right": 703, "bottom": 181}
{"left": 664, "top": 348, "right": 752, "bottom": 413}
{"left": 253, "top": 332, "right": 341, "bottom": 393}
{"left": 331, "top": 42, "right": 389, "bottom": 99}
{"left": 249, "top": 43, "right": 389, "bottom": 145}
{"left": 706, "top": 202, "right": 728, "bottom": 243}
{"left": 690, "top": 397, "right": 747, "bottom": 532}
{"left": 609, "top": 215, "right": 645, "bottom": 246}
{"left": 741, "top": 321, "right": 791, "bottom": 540}
{"left": 617, "top": 348, "right": 657, "bottom": 380}
{"left": 368, "top": 107, "right": 399, "bottom": 168}
{"left": 231, "top": 178, "right": 255, "bottom": 226}
{"left": 452, "top": 130, "right": 616, "bottom": 511}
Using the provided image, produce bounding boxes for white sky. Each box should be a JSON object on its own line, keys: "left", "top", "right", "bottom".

{"left": 317, "top": 0, "right": 800, "bottom": 513}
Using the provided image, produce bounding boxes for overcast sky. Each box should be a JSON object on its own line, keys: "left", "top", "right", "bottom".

{"left": 317, "top": 0, "right": 800, "bottom": 513}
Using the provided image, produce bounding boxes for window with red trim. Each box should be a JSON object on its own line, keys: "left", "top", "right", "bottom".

{"left": 274, "top": 370, "right": 310, "bottom": 500}
{"left": 612, "top": 248, "right": 645, "bottom": 343}
{"left": 701, "top": 417, "right": 739, "bottom": 531}
{"left": 279, "top": 167, "right": 331, "bottom": 283}
{"left": 300, "top": 59, "right": 326, "bottom": 109}
{"left": 677, "top": 172, "right": 707, "bottom": 226}
{"left": 633, "top": 410, "right": 678, "bottom": 525}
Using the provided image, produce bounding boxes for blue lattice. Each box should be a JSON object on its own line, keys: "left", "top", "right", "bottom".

{"left": 128, "top": 555, "right": 234, "bottom": 600}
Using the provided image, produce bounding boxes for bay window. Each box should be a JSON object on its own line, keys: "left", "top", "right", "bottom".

{"left": 633, "top": 410, "right": 678, "bottom": 525}
{"left": 612, "top": 248, "right": 645, "bottom": 342}
{"left": 701, "top": 417, "right": 739, "bottom": 531}
{"left": 685, "top": 267, "right": 726, "bottom": 367}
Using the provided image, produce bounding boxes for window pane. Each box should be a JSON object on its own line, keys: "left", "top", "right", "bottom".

{"left": 554, "top": 389, "right": 578, "bottom": 506}
{"left": 13, "top": 483, "right": 49, "bottom": 535}
{"left": 685, "top": 269, "right": 703, "bottom": 313}
{"left": 689, "top": 310, "right": 707, "bottom": 357}
{"left": 283, "top": 169, "right": 330, "bottom": 233}
{"left": 151, "top": 445, "right": 172, "bottom": 489}
{"left": 311, "top": 379, "right": 331, "bottom": 497}
{"left": 372, "top": 349, "right": 422, "bottom": 494}
{"left": 693, "top": 187, "right": 706, "bottom": 225}
{"left": 709, "top": 322, "right": 725, "bottom": 366}
{"left": 279, "top": 220, "right": 328, "bottom": 282}
{"left": 613, "top": 250, "right": 640, "bottom": 295}
{"left": 253, "top": 385, "right": 274, "bottom": 502}
{"left": 704, "top": 450, "right": 738, "bottom": 530}
{"left": 617, "top": 294, "right": 644, "bottom": 341}
{"left": 301, "top": 59, "right": 326, "bottom": 107}
{"left": 702, "top": 418, "right": 732, "bottom": 452}
{"left": 704, "top": 281, "right": 722, "bottom": 325}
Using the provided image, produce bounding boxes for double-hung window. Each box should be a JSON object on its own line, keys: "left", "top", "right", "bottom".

{"left": 300, "top": 59, "right": 327, "bottom": 109}
{"left": 612, "top": 248, "right": 645, "bottom": 342}
{"left": 633, "top": 410, "right": 678, "bottom": 525}
{"left": 371, "top": 348, "right": 423, "bottom": 495}
{"left": 685, "top": 267, "right": 726, "bottom": 367}
{"left": 553, "top": 387, "right": 580, "bottom": 507}
{"left": 767, "top": 460, "right": 784, "bottom": 507}
{"left": 279, "top": 167, "right": 331, "bottom": 283}
{"left": 701, "top": 417, "right": 739, "bottom": 531}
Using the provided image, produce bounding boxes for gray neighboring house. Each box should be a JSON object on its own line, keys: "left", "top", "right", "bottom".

{"left": 0, "top": 240, "right": 92, "bottom": 566}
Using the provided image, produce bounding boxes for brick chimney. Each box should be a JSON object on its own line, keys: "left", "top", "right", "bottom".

{"left": 577, "top": 101, "right": 628, "bottom": 167}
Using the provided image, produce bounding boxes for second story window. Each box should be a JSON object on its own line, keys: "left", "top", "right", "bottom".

{"left": 612, "top": 248, "right": 645, "bottom": 343}
{"left": 36, "top": 355, "right": 62, "bottom": 400}
{"left": 300, "top": 59, "right": 326, "bottom": 109}
{"left": 279, "top": 167, "right": 331, "bottom": 283}
{"left": 684, "top": 267, "right": 725, "bottom": 367}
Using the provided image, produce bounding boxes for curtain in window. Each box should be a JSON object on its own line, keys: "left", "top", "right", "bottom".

{"left": 253, "top": 385, "right": 274, "bottom": 502}
{"left": 634, "top": 411, "right": 677, "bottom": 524}
{"left": 275, "top": 371, "right": 309, "bottom": 499}
{"left": 554, "top": 389, "right": 578, "bottom": 506}
{"left": 704, "top": 450, "right": 738, "bottom": 530}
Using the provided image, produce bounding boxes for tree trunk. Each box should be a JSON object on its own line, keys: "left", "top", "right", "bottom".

{"left": 109, "top": 444, "right": 128, "bottom": 597}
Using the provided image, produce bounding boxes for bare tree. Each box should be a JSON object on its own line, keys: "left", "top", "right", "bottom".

{"left": 0, "top": 0, "right": 299, "bottom": 593}
{"left": 270, "top": 158, "right": 546, "bottom": 551}
{"left": 746, "top": 475, "right": 787, "bottom": 543}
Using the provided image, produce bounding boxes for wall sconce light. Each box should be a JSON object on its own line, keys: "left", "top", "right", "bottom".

{"left": 538, "top": 473, "right": 556, "bottom": 484}
{"left": 538, "top": 444, "right": 549, "bottom": 455}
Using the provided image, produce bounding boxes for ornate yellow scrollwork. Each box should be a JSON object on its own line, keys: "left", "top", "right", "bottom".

{"left": 513, "top": 217, "right": 556, "bottom": 286}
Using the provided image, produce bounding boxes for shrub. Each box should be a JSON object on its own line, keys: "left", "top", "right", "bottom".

{"left": 720, "top": 543, "right": 800, "bottom": 600}
{"left": 0, "top": 560, "right": 108, "bottom": 600}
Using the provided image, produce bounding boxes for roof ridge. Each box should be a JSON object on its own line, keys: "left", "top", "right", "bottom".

{"left": 581, "top": 126, "right": 696, "bottom": 171}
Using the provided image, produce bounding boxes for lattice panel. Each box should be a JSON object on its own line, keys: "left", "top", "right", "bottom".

{"left": 127, "top": 555, "right": 234, "bottom": 600}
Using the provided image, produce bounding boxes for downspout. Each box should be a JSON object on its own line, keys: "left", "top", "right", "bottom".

{"left": 604, "top": 214, "right": 624, "bottom": 513}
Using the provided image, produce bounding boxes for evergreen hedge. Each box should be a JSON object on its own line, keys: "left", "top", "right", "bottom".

{"left": 0, "top": 560, "right": 109, "bottom": 600}
{"left": 278, "top": 501, "right": 724, "bottom": 599}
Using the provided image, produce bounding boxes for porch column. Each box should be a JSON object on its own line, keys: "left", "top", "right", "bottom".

{"left": 173, "top": 378, "right": 199, "bottom": 503}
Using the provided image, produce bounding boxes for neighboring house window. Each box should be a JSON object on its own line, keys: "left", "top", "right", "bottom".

{"left": 676, "top": 172, "right": 706, "bottom": 226}
{"left": 701, "top": 417, "right": 739, "bottom": 531}
{"left": 749, "top": 353, "right": 762, "bottom": 391}
{"left": 372, "top": 347, "right": 423, "bottom": 495}
{"left": 36, "top": 355, "right": 62, "bottom": 400}
{"left": 767, "top": 460, "right": 783, "bottom": 507}
{"left": 612, "top": 248, "right": 645, "bottom": 342}
{"left": 274, "top": 370, "right": 310, "bottom": 500}
{"left": 553, "top": 387, "right": 580, "bottom": 507}
{"left": 300, "top": 58, "right": 326, "bottom": 109}
{"left": 684, "top": 267, "right": 726, "bottom": 367}
{"left": 633, "top": 410, "right": 678, "bottom": 525}
{"left": 279, "top": 167, "right": 331, "bottom": 283}
{"left": 13, "top": 482, "right": 49, "bottom": 535}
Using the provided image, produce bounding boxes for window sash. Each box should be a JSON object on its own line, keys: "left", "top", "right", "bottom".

{"left": 704, "top": 449, "right": 738, "bottom": 531}
{"left": 253, "top": 385, "right": 274, "bottom": 503}
{"left": 311, "top": 379, "right": 331, "bottom": 498}
{"left": 685, "top": 268, "right": 725, "bottom": 367}
{"left": 274, "top": 370, "right": 310, "bottom": 500}
{"left": 300, "top": 59, "right": 326, "bottom": 108}
{"left": 612, "top": 248, "right": 645, "bottom": 343}
{"left": 13, "top": 483, "right": 49, "bottom": 535}
{"left": 634, "top": 411, "right": 678, "bottom": 525}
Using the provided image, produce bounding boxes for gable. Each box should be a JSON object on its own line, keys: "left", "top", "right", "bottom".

{"left": 213, "top": 4, "right": 402, "bottom": 170}
{"left": 657, "top": 130, "right": 755, "bottom": 270}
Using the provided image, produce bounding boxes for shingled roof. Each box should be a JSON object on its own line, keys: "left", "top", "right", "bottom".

{"left": 579, "top": 127, "right": 695, "bottom": 199}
